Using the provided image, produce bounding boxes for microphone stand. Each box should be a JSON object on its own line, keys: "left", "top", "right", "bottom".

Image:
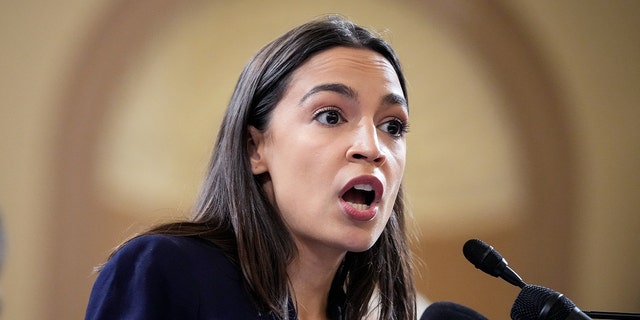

{"left": 585, "top": 310, "right": 640, "bottom": 319}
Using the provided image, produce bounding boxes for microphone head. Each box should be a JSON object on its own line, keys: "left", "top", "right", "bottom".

{"left": 511, "top": 285, "right": 577, "bottom": 320}
{"left": 463, "top": 239, "right": 504, "bottom": 277}
{"left": 420, "top": 301, "right": 488, "bottom": 320}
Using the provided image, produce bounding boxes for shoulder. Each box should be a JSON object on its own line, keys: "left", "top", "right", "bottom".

{"left": 105, "top": 234, "right": 235, "bottom": 279}
{"left": 113, "top": 234, "right": 233, "bottom": 267}
{"left": 114, "top": 234, "right": 224, "bottom": 259}
{"left": 86, "top": 234, "right": 259, "bottom": 319}
{"left": 105, "top": 234, "right": 245, "bottom": 290}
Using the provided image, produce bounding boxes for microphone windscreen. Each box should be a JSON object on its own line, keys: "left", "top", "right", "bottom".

{"left": 420, "top": 301, "right": 488, "bottom": 320}
{"left": 463, "top": 239, "right": 503, "bottom": 277}
{"left": 511, "top": 285, "right": 577, "bottom": 320}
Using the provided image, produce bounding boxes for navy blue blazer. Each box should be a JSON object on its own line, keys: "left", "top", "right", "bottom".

{"left": 85, "top": 234, "right": 313, "bottom": 319}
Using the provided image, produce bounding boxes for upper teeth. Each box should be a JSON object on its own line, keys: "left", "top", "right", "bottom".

{"left": 353, "top": 184, "right": 373, "bottom": 192}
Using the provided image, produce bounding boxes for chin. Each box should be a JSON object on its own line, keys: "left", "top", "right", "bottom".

{"left": 347, "top": 245, "right": 376, "bottom": 253}
{"left": 342, "top": 233, "right": 380, "bottom": 253}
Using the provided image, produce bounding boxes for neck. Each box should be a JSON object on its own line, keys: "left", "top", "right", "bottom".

{"left": 287, "top": 242, "right": 345, "bottom": 320}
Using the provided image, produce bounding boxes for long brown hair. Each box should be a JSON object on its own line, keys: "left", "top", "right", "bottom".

{"left": 129, "top": 15, "right": 415, "bottom": 319}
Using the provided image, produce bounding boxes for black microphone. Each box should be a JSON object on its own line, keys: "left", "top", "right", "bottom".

{"left": 463, "top": 238, "right": 526, "bottom": 288}
{"left": 462, "top": 239, "right": 640, "bottom": 319}
{"left": 420, "top": 301, "right": 488, "bottom": 320}
{"left": 512, "top": 285, "right": 590, "bottom": 320}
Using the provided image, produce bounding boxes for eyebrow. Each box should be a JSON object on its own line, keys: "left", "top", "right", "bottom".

{"left": 382, "top": 92, "right": 408, "bottom": 109}
{"left": 299, "top": 83, "right": 357, "bottom": 105}
{"left": 299, "top": 83, "right": 408, "bottom": 109}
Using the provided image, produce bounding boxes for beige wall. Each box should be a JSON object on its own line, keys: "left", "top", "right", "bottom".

{"left": 510, "top": 1, "right": 640, "bottom": 310}
{"left": 0, "top": 0, "right": 638, "bottom": 319}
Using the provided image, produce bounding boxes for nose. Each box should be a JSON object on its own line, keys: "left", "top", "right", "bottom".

{"left": 346, "top": 122, "right": 386, "bottom": 166}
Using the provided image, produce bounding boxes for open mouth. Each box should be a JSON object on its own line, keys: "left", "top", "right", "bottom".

{"left": 341, "top": 184, "right": 376, "bottom": 210}
{"left": 339, "top": 176, "right": 383, "bottom": 221}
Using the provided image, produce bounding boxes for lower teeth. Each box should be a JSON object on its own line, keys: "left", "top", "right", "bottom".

{"left": 347, "top": 202, "right": 370, "bottom": 210}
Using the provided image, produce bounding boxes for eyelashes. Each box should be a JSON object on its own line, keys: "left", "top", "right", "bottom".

{"left": 381, "top": 118, "right": 410, "bottom": 137}
{"left": 313, "top": 107, "right": 344, "bottom": 126}
{"left": 312, "top": 106, "right": 409, "bottom": 138}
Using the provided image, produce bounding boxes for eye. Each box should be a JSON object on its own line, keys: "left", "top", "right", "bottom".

{"left": 313, "top": 107, "right": 345, "bottom": 126}
{"left": 379, "top": 118, "right": 409, "bottom": 137}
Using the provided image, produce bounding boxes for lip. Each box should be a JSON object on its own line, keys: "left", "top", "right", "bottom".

{"left": 339, "top": 175, "right": 384, "bottom": 221}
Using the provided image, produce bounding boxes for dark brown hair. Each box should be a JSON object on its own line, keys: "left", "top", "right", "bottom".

{"left": 134, "top": 15, "right": 415, "bottom": 319}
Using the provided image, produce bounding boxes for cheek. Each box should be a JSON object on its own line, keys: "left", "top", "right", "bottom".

{"left": 262, "top": 135, "right": 325, "bottom": 201}
{"left": 388, "top": 144, "right": 407, "bottom": 180}
{"left": 266, "top": 134, "right": 316, "bottom": 171}
{"left": 384, "top": 146, "right": 406, "bottom": 207}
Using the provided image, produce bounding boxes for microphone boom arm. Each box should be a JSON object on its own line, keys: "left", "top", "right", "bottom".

{"left": 584, "top": 311, "right": 640, "bottom": 319}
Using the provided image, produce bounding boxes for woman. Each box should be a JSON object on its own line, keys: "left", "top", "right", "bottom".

{"left": 85, "top": 15, "right": 416, "bottom": 320}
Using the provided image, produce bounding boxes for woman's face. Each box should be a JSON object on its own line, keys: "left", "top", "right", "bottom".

{"left": 249, "top": 47, "right": 408, "bottom": 256}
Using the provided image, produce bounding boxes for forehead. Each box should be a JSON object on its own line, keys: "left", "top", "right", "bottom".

{"left": 289, "top": 47, "right": 402, "bottom": 89}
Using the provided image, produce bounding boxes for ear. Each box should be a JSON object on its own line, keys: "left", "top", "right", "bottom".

{"left": 247, "top": 125, "right": 268, "bottom": 175}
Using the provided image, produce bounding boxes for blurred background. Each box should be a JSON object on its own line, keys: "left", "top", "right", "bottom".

{"left": 1, "top": 0, "right": 638, "bottom": 319}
